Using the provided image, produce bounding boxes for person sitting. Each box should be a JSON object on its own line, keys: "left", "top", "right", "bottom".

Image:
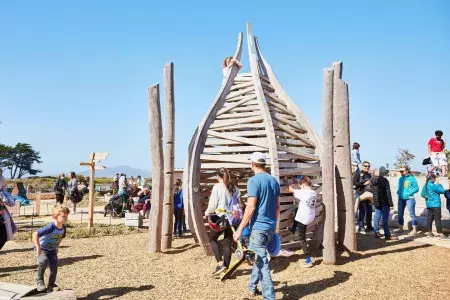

{"left": 131, "top": 185, "right": 151, "bottom": 218}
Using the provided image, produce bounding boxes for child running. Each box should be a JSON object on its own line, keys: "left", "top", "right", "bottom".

{"left": 286, "top": 176, "right": 317, "bottom": 268}
{"left": 32, "top": 204, "right": 70, "bottom": 292}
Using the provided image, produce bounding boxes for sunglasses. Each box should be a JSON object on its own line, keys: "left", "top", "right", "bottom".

{"left": 363, "top": 165, "right": 370, "bottom": 168}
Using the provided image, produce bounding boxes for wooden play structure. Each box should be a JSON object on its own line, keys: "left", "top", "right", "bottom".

{"left": 147, "top": 23, "right": 355, "bottom": 263}
{"left": 183, "top": 24, "right": 329, "bottom": 256}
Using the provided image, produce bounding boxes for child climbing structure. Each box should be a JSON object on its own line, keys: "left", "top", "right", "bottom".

{"left": 183, "top": 24, "right": 325, "bottom": 255}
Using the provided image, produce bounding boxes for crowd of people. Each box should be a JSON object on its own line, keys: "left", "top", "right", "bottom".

{"left": 351, "top": 130, "right": 450, "bottom": 240}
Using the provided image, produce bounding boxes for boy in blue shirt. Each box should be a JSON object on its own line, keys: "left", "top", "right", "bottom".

{"left": 32, "top": 204, "right": 70, "bottom": 292}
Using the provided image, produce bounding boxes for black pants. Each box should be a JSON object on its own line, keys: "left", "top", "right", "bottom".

{"left": 173, "top": 207, "right": 183, "bottom": 235}
{"left": 209, "top": 227, "right": 233, "bottom": 268}
{"left": 297, "top": 222, "right": 310, "bottom": 256}
{"left": 0, "top": 224, "right": 7, "bottom": 250}
{"left": 358, "top": 200, "right": 373, "bottom": 229}
{"left": 55, "top": 193, "right": 64, "bottom": 204}
{"left": 427, "top": 207, "right": 442, "bottom": 233}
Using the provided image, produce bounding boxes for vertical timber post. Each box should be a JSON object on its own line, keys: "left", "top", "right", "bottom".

{"left": 35, "top": 192, "right": 41, "bottom": 216}
{"left": 322, "top": 68, "right": 336, "bottom": 264}
{"left": 332, "top": 61, "right": 356, "bottom": 251}
{"left": 88, "top": 152, "right": 95, "bottom": 229}
{"left": 148, "top": 84, "right": 164, "bottom": 253}
{"left": 161, "top": 62, "right": 175, "bottom": 251}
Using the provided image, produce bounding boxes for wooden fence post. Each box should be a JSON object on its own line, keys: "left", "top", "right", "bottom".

{"left": 322, "top": 67, "right": 336, "bottom": 264}
{"left": 332, "top": 61, "right": 356, "bottom": 251}
{"left": 148, "top": 84, "right": 164, "bottom": 253}
{"left": 88, "top": 153, "right": 96, "bottom": 229}
{"left": 161, "top": 62, "right": 175, "bottom": 251}
{"left": 35, "top": 192, "right": 41, "bottom": 216}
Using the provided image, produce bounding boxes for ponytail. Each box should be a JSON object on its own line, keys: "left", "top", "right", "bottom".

{"left": 217, "top": 167, "right": 235, "bottom": 194}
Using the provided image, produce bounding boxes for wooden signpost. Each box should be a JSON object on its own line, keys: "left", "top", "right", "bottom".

{"left": 80, "top": 152, "right": 109, "bottom": 229}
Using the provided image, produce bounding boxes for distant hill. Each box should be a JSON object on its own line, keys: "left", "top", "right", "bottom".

{"left": 81, "top": 165, "right": 152, "bottom": 178}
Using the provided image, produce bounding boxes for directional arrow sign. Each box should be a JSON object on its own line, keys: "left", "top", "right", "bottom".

{"left": 94, "top": 152, "right": 109, "bottom": 158}
{"left": 94, "top": 166, "right": 106, "bottom": 170}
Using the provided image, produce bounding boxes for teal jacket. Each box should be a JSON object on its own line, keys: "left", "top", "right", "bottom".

{"left": 421, "top": 181, "right": 445, "bottom": 208}
{"left": 397, "top": 174, "right": 419, "bottom": 200}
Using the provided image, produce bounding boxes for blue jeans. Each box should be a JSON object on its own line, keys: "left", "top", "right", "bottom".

{"left": 358, "top": 200, "right": 373, "bottom": 229}
{"left": 374, "top": 206, "right": 391, "bottom": 237}
{"left": 398, "top": 198, "right": 417, "bottom": 227}
{"left": 248, "top": 229, "right": 275, "bottom": 300}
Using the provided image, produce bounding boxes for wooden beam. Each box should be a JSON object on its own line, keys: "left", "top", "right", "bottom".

{"left": 216, "top": 110, "right": 260, "bottom": 120}
{"left": 268, "top": 101, "right": 296, "bottom": 117}
{"left": 225, "top": 86, "right": 255, "bottom": 101}
{"left": 201, "top": 163, "right": 251, "bottom": 169}
{"left": 274, "top": 122, "right": 315, "bottom": 148}
{"left": 272, "top": 117, "right": 307, "bottom": 134}
{"left": 148, "top": 83, "right": 164, "bottom": 253}
{"left": 277, "top": 144, "right": 319, "bottom": 161}
{"left": 210, "top": 115, "right": 263, "bottom": 129}
{"left": 161, "top": 62, "right": 175, "bottom": 251}
{"left": 322, "top": 67, "right": 336, "bottom": 264}
{"left": 201, "top": 154, "right": 269, "bottom": 164}
{"left": 279, "top": 167, "right": 322, "bottom": 176}
{"left": 203, "top": 145, "right": 267, "bottom": 153}
{"left": 230, "top": 81, "right": 254, "bottom": 91}
{"left": 205, "top": 137, "right": 266, "bottom": 146}
{"left": 208, "top": 130, "right": 269, "bottom": 148}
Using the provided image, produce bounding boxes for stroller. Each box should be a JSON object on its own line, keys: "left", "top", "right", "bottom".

{"left": 104, "top": 189, "right": 132, "bottom": 218}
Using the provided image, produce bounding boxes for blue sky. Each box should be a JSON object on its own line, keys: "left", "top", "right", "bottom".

{"left": 0, "top": 1, "right": 449, "bottom": 176}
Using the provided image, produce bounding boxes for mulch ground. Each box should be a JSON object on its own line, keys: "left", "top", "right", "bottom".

{"left": 1, "top": 233, "right": 450, "bottom": 300}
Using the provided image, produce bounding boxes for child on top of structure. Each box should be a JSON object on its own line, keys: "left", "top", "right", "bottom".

{"left": 428, "top": 130, "right": 447, "bottom": 176}
{"left": 285, "top": 176, "right": 317, "bottom": 268}
{"left": 32, "top": 204, "right": 70, "bottom": 292}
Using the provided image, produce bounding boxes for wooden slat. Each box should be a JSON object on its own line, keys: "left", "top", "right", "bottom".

{"left": 201, "top": 163, "right": 250, "bottom": 169}
{"left": 230, "top": 81, "right": 254, "bottom": 91}
{"left": 201, "top": 154, "right": 269, "bottom": 164}
{"left": 268, "top": 101, "right": 296, "bottom": 117}
{"left": 274, "top": 123, "right": 315, "bottom": 148}
{"left": 210, "top": 115, "right": 263, "bottom": 129}
{"left": 279, "top": 167, "right": 322, "bottom": 176}
{"left": 225, "top": 86, "right": 255, "bottom": 101}
{"left": 278, "top": 152, "right": 316, "bottom": 160}
{"left": 276, "top": 137, "right": 312, "bottom": 148}
{"left": 216, "top": 110, "right": 261, "bottom": 120}
{"left": 272, "top": 118, "right": 307, "bottom": 134}
{"left": 214, "top": 123, "right": 265, "bottom": 130}
{"left": 217, "top": 94, "right": 258, "bottom": 116}
{"left": 270, "top": 111, "right": 296, "bottom": 121}
{"left": 203, "top": 145, "right": 267, "bottom": 153}
{"left": 208, "top": 130, "right": 269, "bottom": 148}
{"left": 205, "top": 137, "right": 266, "bottom": 146}
{"left": 278, "top": 162, "right": 320, "bottom": 168}
{"left": 266, "top": 92, "right": 287, "bottom": 107}
{"left": 278, "top": 145, "right": 319, "bottom": 161}
{"left": 261, "top": 81, "right": 275, "bottom": 92}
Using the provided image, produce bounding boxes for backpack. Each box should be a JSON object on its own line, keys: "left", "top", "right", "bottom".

{"left": 226, "top": 190, "right": 243, "bottom": 226}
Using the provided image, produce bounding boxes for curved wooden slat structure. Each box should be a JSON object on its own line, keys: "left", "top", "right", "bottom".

{"left": 183, "top": 24, "right": 324, "bottom": 254}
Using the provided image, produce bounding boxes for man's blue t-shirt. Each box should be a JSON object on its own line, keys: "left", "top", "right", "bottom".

{"left": 37, "top": 222, "right": 66, "bottom": 251}
{"left": 247, "top": 173, "right": 280, "bottom": 231}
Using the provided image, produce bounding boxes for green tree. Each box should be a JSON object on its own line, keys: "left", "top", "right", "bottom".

{"left": 394, "top": 148, "right": 415, "bottom": 169}
{"left": 7, "top": 143, "right": 43, "bottom": 179}
{"left": 0, "top": 144, "right": 12, "bottom": 171}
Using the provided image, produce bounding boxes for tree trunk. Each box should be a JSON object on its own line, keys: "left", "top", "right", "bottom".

{"left": 322, "top": 67, "right": 336, "bottom": 264}
{"left": 148, "top": 84, "right": 164, "bottom": 253}
{"left": 161, "top": 62, "right": 175, "bottom": 251}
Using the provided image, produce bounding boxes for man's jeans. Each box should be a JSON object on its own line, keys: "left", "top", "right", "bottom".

{"left": 374, "top": 206, "right": 391, "bottom": 237}
{"left": 398, "top": 198, "right": 417, "bottom": 227}
{"left": 248, "top": 229, "right": 275, "bottom": 300}
{"left": 36, "top": 250, "right": 58, "bottom": 286}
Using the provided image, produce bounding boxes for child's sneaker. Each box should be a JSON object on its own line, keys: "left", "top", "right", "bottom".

{"left": 302, "top": 256, "right": 313, "bottom": 268}
{"left": 47, "top": 284, "right": 60, "bottom": 292}
{"left": 36, "top": 282, "right": 47, "bottom": 292}
{"left": 425, "top": 232, "right": 434, "bottom": 238}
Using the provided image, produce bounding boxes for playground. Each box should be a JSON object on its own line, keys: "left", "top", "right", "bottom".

{"left": 2, "top": 232, "right": 450, "bottom": 299}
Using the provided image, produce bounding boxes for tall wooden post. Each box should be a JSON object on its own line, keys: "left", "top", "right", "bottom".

{"left": 322, "top": 68, "right": 336, "bottom": 264}
{"left": 161, "top": 62, "right": 175, "bottom": 251}
{"left": 35, "top": 192, "right": 41, "bottom": 216}
{"left": 148, "top": 84, "right": 164, "bottom": 253}
{"left": 332, "top": 61, "right": 356, "bottom": 251}
{"left": 88, "top": 153, "right": 95, "bottom": 229}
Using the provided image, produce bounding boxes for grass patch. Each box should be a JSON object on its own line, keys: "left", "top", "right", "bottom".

{"left": 13, "top": 221, "right": 145, "bottom": 241}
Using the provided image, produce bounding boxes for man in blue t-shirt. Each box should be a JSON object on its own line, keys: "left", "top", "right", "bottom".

{"left": 233, "top": 152, "right": 280, "bottom": 299}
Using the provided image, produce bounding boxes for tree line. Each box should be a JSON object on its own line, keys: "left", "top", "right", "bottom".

{"left": 0, "top": 143, "right": 42, "bottom": 179}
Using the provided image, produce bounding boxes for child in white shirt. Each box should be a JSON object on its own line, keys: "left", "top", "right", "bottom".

{"left": 286, "top": 176, "right": 317, "bottom": 268}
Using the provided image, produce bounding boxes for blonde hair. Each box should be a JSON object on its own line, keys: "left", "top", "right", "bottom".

{"left": 52, "top": 204, "right": 70, "bottom": 217}
{"left": 299, "top": 176, "right": 312, "bottom": 187}
{"left": 223, "top": 56, "right": 233, "bottom": 68}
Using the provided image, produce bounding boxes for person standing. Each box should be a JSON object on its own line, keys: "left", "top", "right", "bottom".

{"left": 396, "top": 166, "right": 419, "bottom": 235}
{"left": 112, "top": 173, "right": 119, "bottom": 194}
{"left": 0, "top": 169, "right": 17, "bottom": 250}
{"left": 352, "top": 161, "right": 374, "bottom": 233}
{"left": 173, "top": 179, "right": 184, "bottom": 238}
{"left": 53, "top": 173, "right": 67, "bottom": 205}
{"left": 371, "top": 167, "right": 397, "bottom": 240}
{"left": 137, "top": 175, "right": 145, "bottom": 188}
{"left": 66, "top": 172, "right": 79, "bottom": 214}
{"left": 351, "top": 142, "right": 362, "bottom": 173}
{"left": 234, "top": 152, "right": 280, "bottom": 299}
{"left": 421, "top": 174, "right": 449, "bottom": 239}
{"left": 205, "top": 167, "right": 240, "bottom": 276}
{"left": 428, "top": 130, "right": 447, "bottom": 176}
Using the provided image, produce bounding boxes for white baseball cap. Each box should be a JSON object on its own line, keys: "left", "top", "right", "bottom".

{"left": 250, "top": 152, "right": 267, "bottom": 164}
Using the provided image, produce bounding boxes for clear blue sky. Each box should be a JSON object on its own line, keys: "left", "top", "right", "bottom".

{"left": 0, "top": 1, "right": 449, "bottom": 176}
